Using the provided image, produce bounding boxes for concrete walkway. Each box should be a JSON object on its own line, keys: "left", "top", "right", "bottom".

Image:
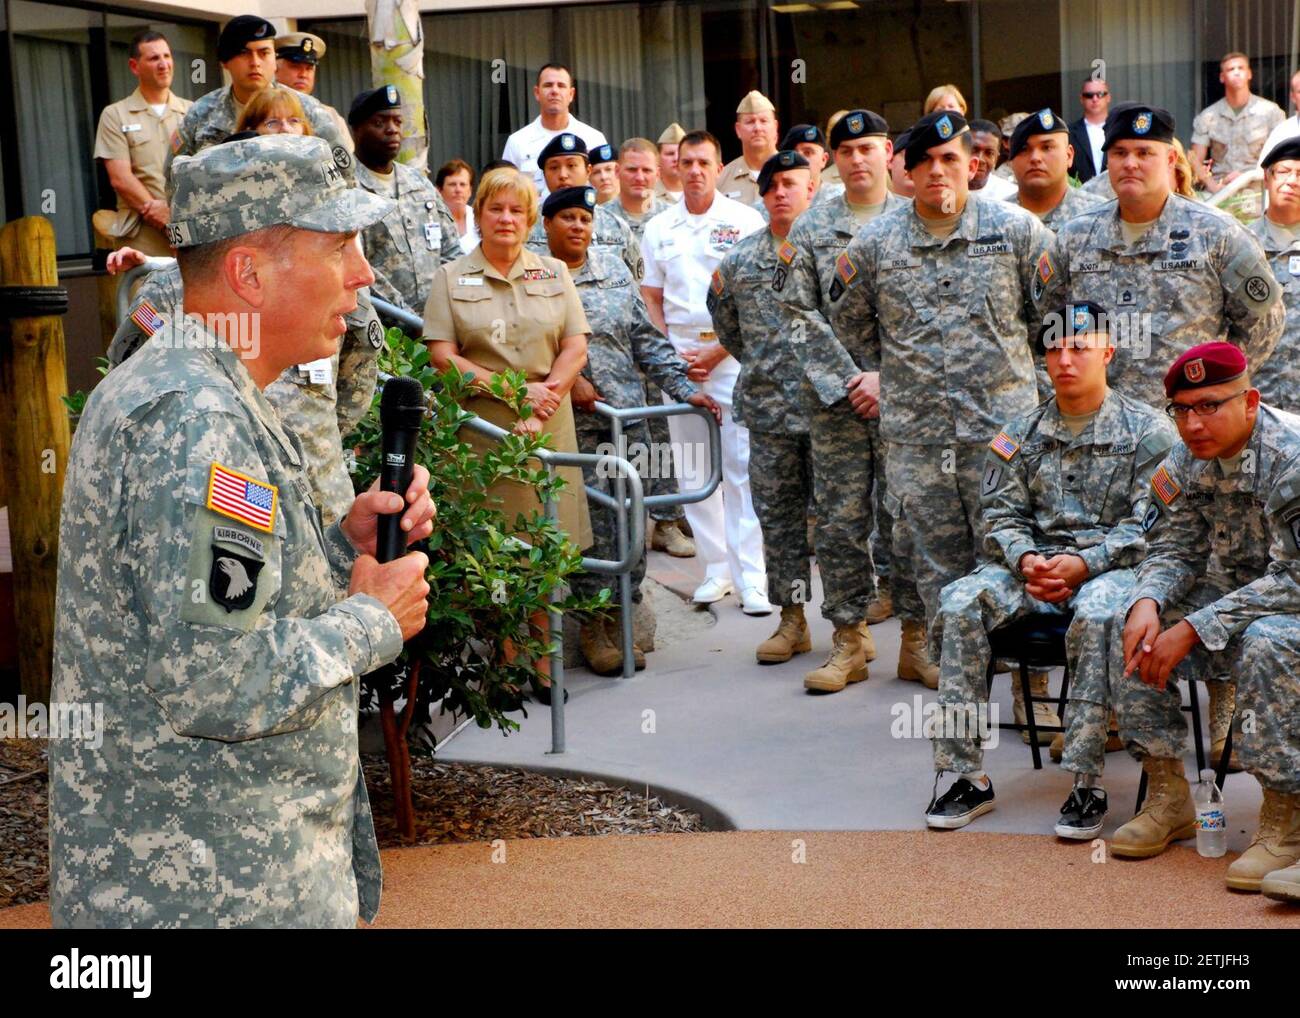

{"left": 441, "top": 551, "right": 1265, "bottom": 852}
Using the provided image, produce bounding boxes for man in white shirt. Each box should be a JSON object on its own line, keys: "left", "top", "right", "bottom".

{"left": 502, "top": 62, "right": 608, "bottom": 195}
{"left": 1068, "top": 77, "right": 1110, "bottom": 183}
{"left": 1258, "top": 68, "right": 1300, "bottom": 167}
{"left": 641, "top": 130, "right": 769, "bottom": 613}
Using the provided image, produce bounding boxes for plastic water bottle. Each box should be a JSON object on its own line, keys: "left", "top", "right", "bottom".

{"left": 1194, "top": 769, "right": 1227, "bottom": 858}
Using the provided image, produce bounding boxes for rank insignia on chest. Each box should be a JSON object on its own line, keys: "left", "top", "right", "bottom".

{"left": 210, "top": 546, "right": 264, "bottom": 612}
{"left": 1151, "top": 464, "right": 1181, "bottom": 505}
{"left": 207, "top": 462, "right": 278, "bottom": 532}
{"left": 522, "top": 268, "right": 558, "bottom": 281}
{"left": 367, "top": 319, "right": 385, "bottom": 349}
{"left": 990, "top": 431, "right": 1020, "bottom": 461}
{"left": 778, "top": 241, "right": 797, "bottom": 265}
{"left": 710, "top": 270, "right": 725, "bottom": 296}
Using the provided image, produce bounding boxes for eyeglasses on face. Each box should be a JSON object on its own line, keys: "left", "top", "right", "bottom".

{"left": 1164, "top": 389, "right": 1249, "bottom": 419}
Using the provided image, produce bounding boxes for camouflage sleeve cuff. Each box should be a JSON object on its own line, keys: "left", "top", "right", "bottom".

{"left": 1183, "top": 605, "right": 1230, "bottom": 653}
{"left": 1078, "top": 544, "right": 1110, "bottom": 578}
{"left": 664, "top": 376, "right": 699, "bottom": 403}
{"left": 1004, "top": 540, "right": 1038, "bottom": 577}
{"left": 324, "top": 521, "right": 359, "bottom": 591}
{"left": 332, "top": 594, "right": 405, "bottom": 674}
{"left": 1125, "top": 588, "right": 1165, "bottom": 616}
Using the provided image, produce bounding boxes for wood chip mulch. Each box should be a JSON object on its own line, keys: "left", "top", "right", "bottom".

{"left": 0, "top": 737, "right": 707, "bottom": 909}
{"left": 363, "top": 755, "right": 708, "bottom": 848}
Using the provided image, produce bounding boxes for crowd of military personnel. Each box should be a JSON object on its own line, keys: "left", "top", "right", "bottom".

{"left": 48, "top": 16, "right": 1300, "bottom": 928}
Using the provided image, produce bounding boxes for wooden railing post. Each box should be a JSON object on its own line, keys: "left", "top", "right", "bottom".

{"left": 0, "top": 216, "right": 70, "bottom": 704}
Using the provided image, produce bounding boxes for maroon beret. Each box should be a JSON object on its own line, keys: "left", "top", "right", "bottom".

{"left": 1164, "top": 342, "right": 1247, "bottom": 399}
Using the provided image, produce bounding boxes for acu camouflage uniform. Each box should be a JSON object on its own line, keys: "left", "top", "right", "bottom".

{"left": 709, "top": 228, "right": 811, "bottom": 609}
{"left": 527, "top": 203, "right": 643, "bottom": 281}
{"left": 930, "top": 389, "right": 1173, "bottom": 774}
{"left": 355, "top": 160, "right": 461, "bottom": 315}
{"left": 108, "top": 262, "right": 386, "bottom": 525}
{"left": 568, "top": 250, "right": 699, "bottom": 607}
{"left": 1009, "top": 183, "right": 1106, "bottom": 232}
{"left": 603, "top": 196, "right": 685, "bottom": 523}
{"left": 1246, "top": 215, "right": 1300, "bottom": 411}
{"left": 1031, "top": 195, "right": 1283, "bottom": 408}
{"left": 164, "top": 81, "right": 351, "bottom": 178}
{"left": 50, "top": 323, "right": 402, "bottom": 927}
{"left": 829, "top": 194, "right": 1054, "bottom": 626}
{"left": 1117, "top": 404, "right": 1300, "bottom": 792}
{"left": 774, "top": 190, "right": 916, "bottom": 625}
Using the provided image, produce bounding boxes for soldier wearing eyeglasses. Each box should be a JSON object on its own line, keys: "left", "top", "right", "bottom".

{"left": 1112, "top": 343, "right": 1300, "bottom": 906}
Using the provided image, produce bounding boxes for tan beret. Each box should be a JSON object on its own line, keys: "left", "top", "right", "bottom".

{"left": 657, "top": 122, "right": 686, "bottom": 145}
{"left": 736, "top": 90, "right": 775, "bottom": 116}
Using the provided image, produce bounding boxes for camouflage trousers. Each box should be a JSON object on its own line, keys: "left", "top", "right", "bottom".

{"left": 749, "top": 429, "right": 813, "bottom": 609}
{"left": 886, "top": 442, "right": 988, "bottom": 629}
{"left": 930, "top": 562, "right": 1133, "bottom": 774}
{"left": 806, "top": 394, "right": 876, "bottom": 626}
{"left": 1113, "top": 583, "right": 1300, "bottom": 793}
{"left": 872, "top": 433, "right": 922, "bottom": 620}
{"left": 569, "top": 417, "right": 648, "bottom": 607}
{"left": 642, "top": 380, "right": 684, "bottom": 523}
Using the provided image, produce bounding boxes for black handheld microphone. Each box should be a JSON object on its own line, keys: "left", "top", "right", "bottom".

{"left": 376, "top": 376, "right": 426, "bottom": 563}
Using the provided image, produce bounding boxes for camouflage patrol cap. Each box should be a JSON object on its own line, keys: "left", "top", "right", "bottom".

{"left": 165, "top": 134, "right": 391, "bottom": 248}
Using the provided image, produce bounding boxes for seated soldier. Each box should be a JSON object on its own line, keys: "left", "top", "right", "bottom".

{"left": 925, "top": 303, "right": 1174, "bottom": 836}
{"left": 542, "top": 185, "right": 719, "bottom": 674}
{"left": 1116, "top": 342, "right": 1300, "bottom": 902}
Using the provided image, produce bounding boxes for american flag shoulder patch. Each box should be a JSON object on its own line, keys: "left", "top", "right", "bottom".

{"left": 206, "top": 462, "right": 278, "bottom": 533}
{"left": 710, "top": 270, "right": 724, "bottom": 296}
{"left": 989, "top": 431, "right": 1020, "bottom": 461}
{"left": 130, "top": 299, "right": 162, "bottom": 337}
{"left": 1151, "top": 464, "right": 1181, "bottom": 505}
{"left": 778, "top": 240, "right": 797, "bottom": 265}
{"left": 835, "top": 251, "right": 857, "bottom": 285}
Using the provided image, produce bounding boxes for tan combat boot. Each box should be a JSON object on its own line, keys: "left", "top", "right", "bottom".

{"left": 651, "top": 520, "right": 695, "bottom": 557}
{"left": 1011, "top": 671, "right": 1060, "bottom": 745}
{"left": 579, "top": 618, "right": 622, "bottom": 676}
{"left": 1208, "top": 680, "right": 1243, "bottom": 773}
{"left": 897, "top": 618, "right": 939, "bottom": 689}
{"left": 1225, "top": 789, "right": 1300, "bottom": 892}
{"left": 607, "top": 613, "right": 645, "bottom": 671}
{"left": 864, "top": 588, "right": 894, "bottom": 624}
{"left": 804, "top": 624, "right": 869, "bottom": 692}
{"left": 1111, "top": 757, "right": 1196, "bottom": 858}
{"left": 756, "top": 605, "right": 811, "bottom": 664}
{"left": 855, "top": 620, "right": 878, "bottom": 662}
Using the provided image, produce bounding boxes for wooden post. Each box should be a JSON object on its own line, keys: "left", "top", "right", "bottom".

{"left": 0, "top": 216, "right": 70, "bottom": 704}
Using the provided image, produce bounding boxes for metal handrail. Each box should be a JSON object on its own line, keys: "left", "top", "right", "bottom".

{"left": 1203, "top": 167, "right": 1264, "bottom": 209}
{"left": 115, "top": 256, "right": 175, "bottom": 326}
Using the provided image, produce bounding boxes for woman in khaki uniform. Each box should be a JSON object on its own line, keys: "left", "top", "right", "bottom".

{"left": 424, "top": 167, "right": 592, "bottom": 701}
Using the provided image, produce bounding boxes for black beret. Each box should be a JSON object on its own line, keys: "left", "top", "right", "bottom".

{"left": 542, "top": 186, "right": 597, "bottom": 218}
{"left": 1009, "top": 108, "right": 1068, "bottom": 159}
{"left": 1262, "top": 136, "right": 1300, "bottom": 169}
{"left": 537, "top": 132, "right": 589, "bottom": 167}
{"left": 781, "top": 124, "right": 827, "bottom": 151}
{"left": 829, "top": 110, "right": 889, "bottom": 150}
{"left": 904, "top": 111, "right": 969, "bottom": 171}
{"left": 1036, "top": 300, "right": 1114, "bottom": 355}
{"left": 217, "top": 16, "right": 276, "bottom": 64}
{"left": 348, "top": 85, "right": 402, "bottom": 127}
{"left": 589, "top": 143, "right": 616, "bottom": 167}
{"left": 1102, "top": 103, "right": 1175, "bottom": 151}
{"left": 757, "top": 150, "right": 811, "bottom": 196}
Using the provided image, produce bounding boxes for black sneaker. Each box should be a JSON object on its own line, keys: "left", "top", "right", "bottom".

{"left": 925, "top": 776, "right": 996, "bottom": 829}
{"left": 1055, "top": 786, "right": 1108, "bottom": 839}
